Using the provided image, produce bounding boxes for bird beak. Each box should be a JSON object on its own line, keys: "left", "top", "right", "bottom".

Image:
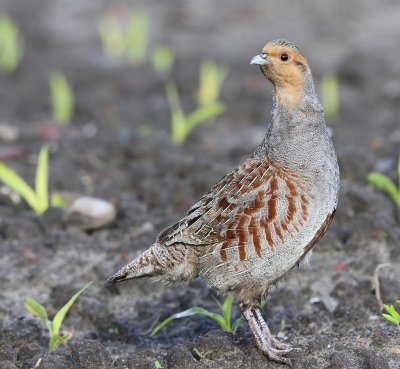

{"left": 250, "top": 54, "right": 268, "bottom": 66}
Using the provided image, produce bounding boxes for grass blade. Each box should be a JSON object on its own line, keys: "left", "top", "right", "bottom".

{"left": 320, "top": 73, "right": 339, "bottom": 120}
{"left": 186, "top": 102, "right": 225, "bottom": 131}
{"left": 126, "top": 10, "right": 147, "bottom": 65}
{"left": 231, "top": 316, "right": 245, "bottom": 334}
{"left": 384, "top": 304, "right": 400, "bottom": 321}
{"left": 49, "top": 72, "right": 74, "bottom": 125}
{"left": 165, "top": 80, "right": 187, "bottom": 145}
{"left": 151, "top": 45, "right": 174, "bottom": 74}
{"left": 397, "top": 156, "right": 400, "bottom": 190}
{"left": 35, "top": 145, "right": 49, "bottom": 215}
{"left": 98, "top": 15, "right": 126, "bottom": 57}
{"left": 52, "top": 282, "right": 92, "bottom": 337}
{"left": 151, "top": 307, "right": 226, "bottom": 336}
{"left": 221, "top": 294, "right": 234, "bottom": 331}
{"left": 25, "top": 297, "right": 48, "bottom": 321}
{"left": 197, "top": 60, "right": 227, "bottom": 107}
{"left": 0, "top": 15, "right": 23, "bottom": 72}
{"left": 383, "top": 314, "right": 399, "bottom": 324}
{"left": 0, "top": 162, "right": 39, "bottom": 213}
{"left": 368, "top": 172, "right": 400, "bottom": 207}
{"left": 49, "top": 335, "right": 70, "bottom": 352}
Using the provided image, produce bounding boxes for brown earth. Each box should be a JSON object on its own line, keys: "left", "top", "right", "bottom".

{"left": 0, "top": 0, "right": 399, "bottom": 368}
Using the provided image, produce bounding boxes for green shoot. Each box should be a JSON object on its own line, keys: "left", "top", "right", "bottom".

{"left": 0, "top": 145, "right": 49, "bottom": 215}
{"left": 382, "top": 304, "right": 400, "bottom": 331}
{"left": 98, "top": 9, "right": 148, "bottom": 65}
{"left": 98, "top": 14, "right": 126, "bottom": 58}
{"left": 125, "top": 10, "right": 148, "bottom": 65}
{"left": 154, "top": 360, "right": 163, "bottom": 369}
{"left": 368, "top": 157, "right": 400, "bottom": 208}
{"left": 320, "top": 74, "right": 339, "bottom": 120}
{"left": 197, "top": 59, "right": 228, "bottom": 108}
{"left": 151, "top": 45, "right": 174, "bottom": 74}
{"left": 25, "top": 282, "right": 92, "bottom": 352}
{"left": 151, "top": 294, "right": 244, "bottom": 336}
{"left": 0, "top": 15, "right": 23, "bottom": 72}
{"left": 50, "top": 192, "right": 67, "bottom": 208}
{"left": 165, "top": 80, "right": 225, "bottom": 145}
{"left": 192, "top": 347, "right": 211, "bottom": 362}
{"left": 49, "top": 72, "right": 74, "bottom": 125}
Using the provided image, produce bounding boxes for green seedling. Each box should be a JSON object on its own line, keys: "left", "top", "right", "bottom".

{"left": 125, "top": 10, "right": 148, "bottom": 65}
{"left": 0, "top": 145, "right": 49, "bottom": 215}
{"left": 192, "top": 347, "right": 211, "bottom": 362}
{"left": 197, "top": 59, "right": 228, "bottom": 108}
{"left": 25, "top": 282, "right": 92, "bottom": 352}
{"left": 151, "top": 294, "right": 259, "bottom": 336}
{"left": 98, "top": 9, "right": 148, "bottom": 65}
{"left": 382, "top": 303, "right": 400, "bottom": 330}
{"left": 98, "top": 14, "right": 126, "bottom": 58}
{"left": 151, "top": 45, "right": 174, "bottom": 74}
{"left": 320, "top": 73, "right": 339, "bottom": 120}
{"left": 165, "top": 80, "right": 225, "bottom": 145}
{"left": 368, "top": 157, "right": 400, "bottom": 208}
{"left": 154, "top": 360, "right": 163, "bottom": 369}
{"left": 0, "top": 14, "right": 23, "bottom": 72}
{"left": 49, "top": 72, "right": 74, "bottom": 125}
{"left": 50, "top": 192, "right": 67, "bottom": 208}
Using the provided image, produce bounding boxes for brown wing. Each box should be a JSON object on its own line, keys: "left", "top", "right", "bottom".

{"left": 157, "top": 158, "right": 313, "bottom": 259}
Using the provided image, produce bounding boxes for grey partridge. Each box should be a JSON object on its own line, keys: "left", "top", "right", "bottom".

{"left": 108, "top": 39, "right": 340, "bottom": 364}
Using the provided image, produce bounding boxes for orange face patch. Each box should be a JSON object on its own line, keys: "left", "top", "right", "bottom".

{"left": 260, "top": 42, "right": 309, "bottom": 108}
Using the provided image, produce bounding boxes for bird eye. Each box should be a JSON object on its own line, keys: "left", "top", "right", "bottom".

{"left": 280, "top": 53, "right": 289, "bottom": 62}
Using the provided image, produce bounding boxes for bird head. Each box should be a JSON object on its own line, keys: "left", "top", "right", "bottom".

{"left": 251, "top": 40, "right": 311, "bottom": 108}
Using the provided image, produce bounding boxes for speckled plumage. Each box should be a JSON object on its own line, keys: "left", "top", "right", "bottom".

{"left": 108, "top": 40, "right": 340, "bottom": 364}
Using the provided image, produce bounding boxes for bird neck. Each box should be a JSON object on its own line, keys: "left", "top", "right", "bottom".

{"left": 255, "top": 73, "right": 329, "bottom": 170}
{"left": 273, "top": 69, "right": 317, "bottom": 110}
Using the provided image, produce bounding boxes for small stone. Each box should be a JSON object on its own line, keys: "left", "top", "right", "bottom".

{"left": 66, "top": 197, "right": 116, "bottom": 230}
{"left": 166, "top": 344, "right": 195, "bottom": 368}
{"left": 69, "top": 339, "right": 112, "bottom": 369}
{"left": 0, "top": 124, "right": 19, "bottom": 142}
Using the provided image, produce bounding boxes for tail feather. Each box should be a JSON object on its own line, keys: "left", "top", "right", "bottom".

{"left": 107, "top": 247, "right": 159, "bottom": 285}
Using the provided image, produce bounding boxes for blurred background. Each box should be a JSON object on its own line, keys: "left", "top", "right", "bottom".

{"left": 0, "top": 0, "right": 399, "bottom": 368}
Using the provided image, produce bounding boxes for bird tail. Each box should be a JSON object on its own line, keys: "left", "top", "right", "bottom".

{"left": 107, "top": 245, "right": 161, "bottom": 285}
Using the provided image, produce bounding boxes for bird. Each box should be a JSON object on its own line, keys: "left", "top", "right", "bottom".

{"left": 107, "top": 39, "right": 340, "bottom": 364}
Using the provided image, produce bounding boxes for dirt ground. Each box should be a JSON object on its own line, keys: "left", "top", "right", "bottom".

{"left": 0, "top": 0, "right": 399, "bottom": 368}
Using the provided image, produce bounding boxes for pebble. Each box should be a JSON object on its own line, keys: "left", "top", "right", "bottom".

{"left": 0, "top": 124, "right": 19, "bottom": 142}
{"left": 66, "top": 197, "right": 116, "bottom": 230}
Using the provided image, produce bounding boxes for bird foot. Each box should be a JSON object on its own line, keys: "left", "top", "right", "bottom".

{"left": 253, "top": 306, "right": 293, "bottom": 352}
{"left": 241, "top": 304, "right": 293, "bottom": 365}
{"left": 268, "top": 335, "right": 292, "bottom": 351}
{"left": 255, "top": 338, "right": 293, "bottom": 365}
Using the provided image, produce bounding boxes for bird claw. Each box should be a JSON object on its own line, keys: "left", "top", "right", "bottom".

{"left": 257, "top": 342, "right": 293, "bottom": 365}
{"left": 268, "top": 335, "right": 292, "bottom": 351}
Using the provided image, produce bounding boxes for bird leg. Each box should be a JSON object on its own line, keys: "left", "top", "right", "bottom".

{"left": 253, "top": 308, "right": 292, "bottom": 351}
{"left": 240, "top": 303, "right": 292, "bottom": 365}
